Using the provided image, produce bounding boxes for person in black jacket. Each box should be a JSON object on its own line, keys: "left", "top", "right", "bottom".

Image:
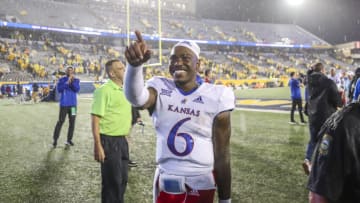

{"left": 302, "top": 62, "right": 342, "bottom": 175}
{"left": 307, "top": 102, "right": 360, "bottom": 203}
{"left": 127, "top": 106, "right": 143, "bottom": 167}
{"left": 303, "top": 68, "right": 313, "bottom": 116}
{"left": 31, "top": 83, "right": 39, "bottom": 103}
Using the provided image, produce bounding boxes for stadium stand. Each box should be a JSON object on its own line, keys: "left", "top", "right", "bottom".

{"left": 0, "top": 0, "right": 357, "bottom": 92}
{"left": 0, "top": 0, "right": 328, "bottom": 45}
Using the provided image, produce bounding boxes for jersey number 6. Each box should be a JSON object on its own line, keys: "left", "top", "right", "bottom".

{"left": 167, "top": 117, "right": 194, "bottom": 156}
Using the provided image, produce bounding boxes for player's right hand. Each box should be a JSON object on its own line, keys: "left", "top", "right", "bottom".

{"left": 125, "top": 30, "right": 151, "bottom": 67}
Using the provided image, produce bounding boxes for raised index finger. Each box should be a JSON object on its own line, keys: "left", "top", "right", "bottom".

{"left": 135, "top": 30, "right": 143, "bottom": 42}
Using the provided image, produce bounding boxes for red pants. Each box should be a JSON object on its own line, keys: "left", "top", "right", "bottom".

{"left": 156, "top": 189, "right": 215, "bottom": 203}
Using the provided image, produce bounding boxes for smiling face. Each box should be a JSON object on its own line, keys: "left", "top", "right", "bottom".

{"left": 168, "top": 46, "right": 200, "bottom": 87}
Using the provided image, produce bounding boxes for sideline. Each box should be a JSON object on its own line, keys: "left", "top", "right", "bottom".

{"left": 79, "top": 94, "right": 295, "bottom": 114}
{"left": 235, "top": 107, "right": 289, "bottom": 114}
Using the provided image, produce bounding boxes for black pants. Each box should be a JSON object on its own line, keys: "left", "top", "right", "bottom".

{"left": 291, "top": 98, "right": 305, "bottom": 122}
{"left": 53, "top": 106, "right": 76, "bottom": 143}
{"left": 100, "top": 135, "right": 129, "bottom": 203}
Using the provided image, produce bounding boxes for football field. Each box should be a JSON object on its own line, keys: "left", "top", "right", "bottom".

{"left": 0, "top": 95, "right": 309, "bottom": 203}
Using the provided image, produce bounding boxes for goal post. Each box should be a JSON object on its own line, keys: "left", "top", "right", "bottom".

{"left": 126, "top": 0, "right": 162, "bottom": 67}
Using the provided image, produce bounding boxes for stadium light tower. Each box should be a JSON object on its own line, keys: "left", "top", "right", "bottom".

{"left": 285, "top": 0, "right": 304, "bottom": 6}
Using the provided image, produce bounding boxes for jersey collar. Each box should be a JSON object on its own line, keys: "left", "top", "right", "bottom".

{"left": 177, "top": 83, "right": 201, "bottom": 96}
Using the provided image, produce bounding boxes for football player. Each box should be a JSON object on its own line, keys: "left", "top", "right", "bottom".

{"left": 124, "top": 30, "right": 235, "bottom": 203}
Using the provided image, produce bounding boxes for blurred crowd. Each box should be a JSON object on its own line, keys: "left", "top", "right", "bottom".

{"left": 0, "top": 1, "right": 358, "bottom": 91}
{"left": 0, "top": 29, "right": 357, "bottom": 91}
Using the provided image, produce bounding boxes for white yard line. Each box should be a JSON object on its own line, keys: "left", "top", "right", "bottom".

{"left": 236, "top": 107, "right": 289, "bottom": 114}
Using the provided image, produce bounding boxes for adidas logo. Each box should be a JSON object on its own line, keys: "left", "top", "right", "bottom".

{"left": 192, "top": 96, "right": 204, "bottom": 104}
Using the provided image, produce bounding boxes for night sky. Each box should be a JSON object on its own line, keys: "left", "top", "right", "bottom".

{"left": 196, "top": 0, "right": 360, "bottom": 44}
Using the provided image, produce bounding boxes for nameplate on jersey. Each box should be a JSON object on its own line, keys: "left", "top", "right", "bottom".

{"left": 168, "top": 105, "right": 200, "bottom": 117}
{"left": 159, "top": 174, "right": 186, "bottom": 194}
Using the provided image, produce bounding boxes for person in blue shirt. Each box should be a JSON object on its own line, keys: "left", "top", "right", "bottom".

{"left": 352, "top": 68, "right": 360, "bottom": 102}
{"left": 52, "top": 66, "right": 80, "bottom": 147}
{"left": 288, "top": 72, "right": 306, "bottom": 125}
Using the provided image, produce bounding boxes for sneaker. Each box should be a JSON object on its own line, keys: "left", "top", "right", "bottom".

{"left": 128, "top": 160, "right": 138, "bottom": 167}
{"left": 288, "top": 121, "right": 297, "bottom": 125}
{"left": 302, "top": 159, "right": 311, "bottom": 175}
{"left": 300, "top": 121, "right": 307, "bottom": 125}
{"left": 65, "top": 140, "right": 74, "bottom": 146}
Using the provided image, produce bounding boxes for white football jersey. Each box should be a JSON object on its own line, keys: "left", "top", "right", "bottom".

{"left": 146, "top": 77, "right": 235, "bottom": 176}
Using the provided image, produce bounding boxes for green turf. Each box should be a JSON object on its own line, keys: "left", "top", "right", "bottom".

{"left": 0, "top": 96, "right": 310, "bottom": 203}
{"left": 235, "top": 87, "right": 305, "bottom": 100}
